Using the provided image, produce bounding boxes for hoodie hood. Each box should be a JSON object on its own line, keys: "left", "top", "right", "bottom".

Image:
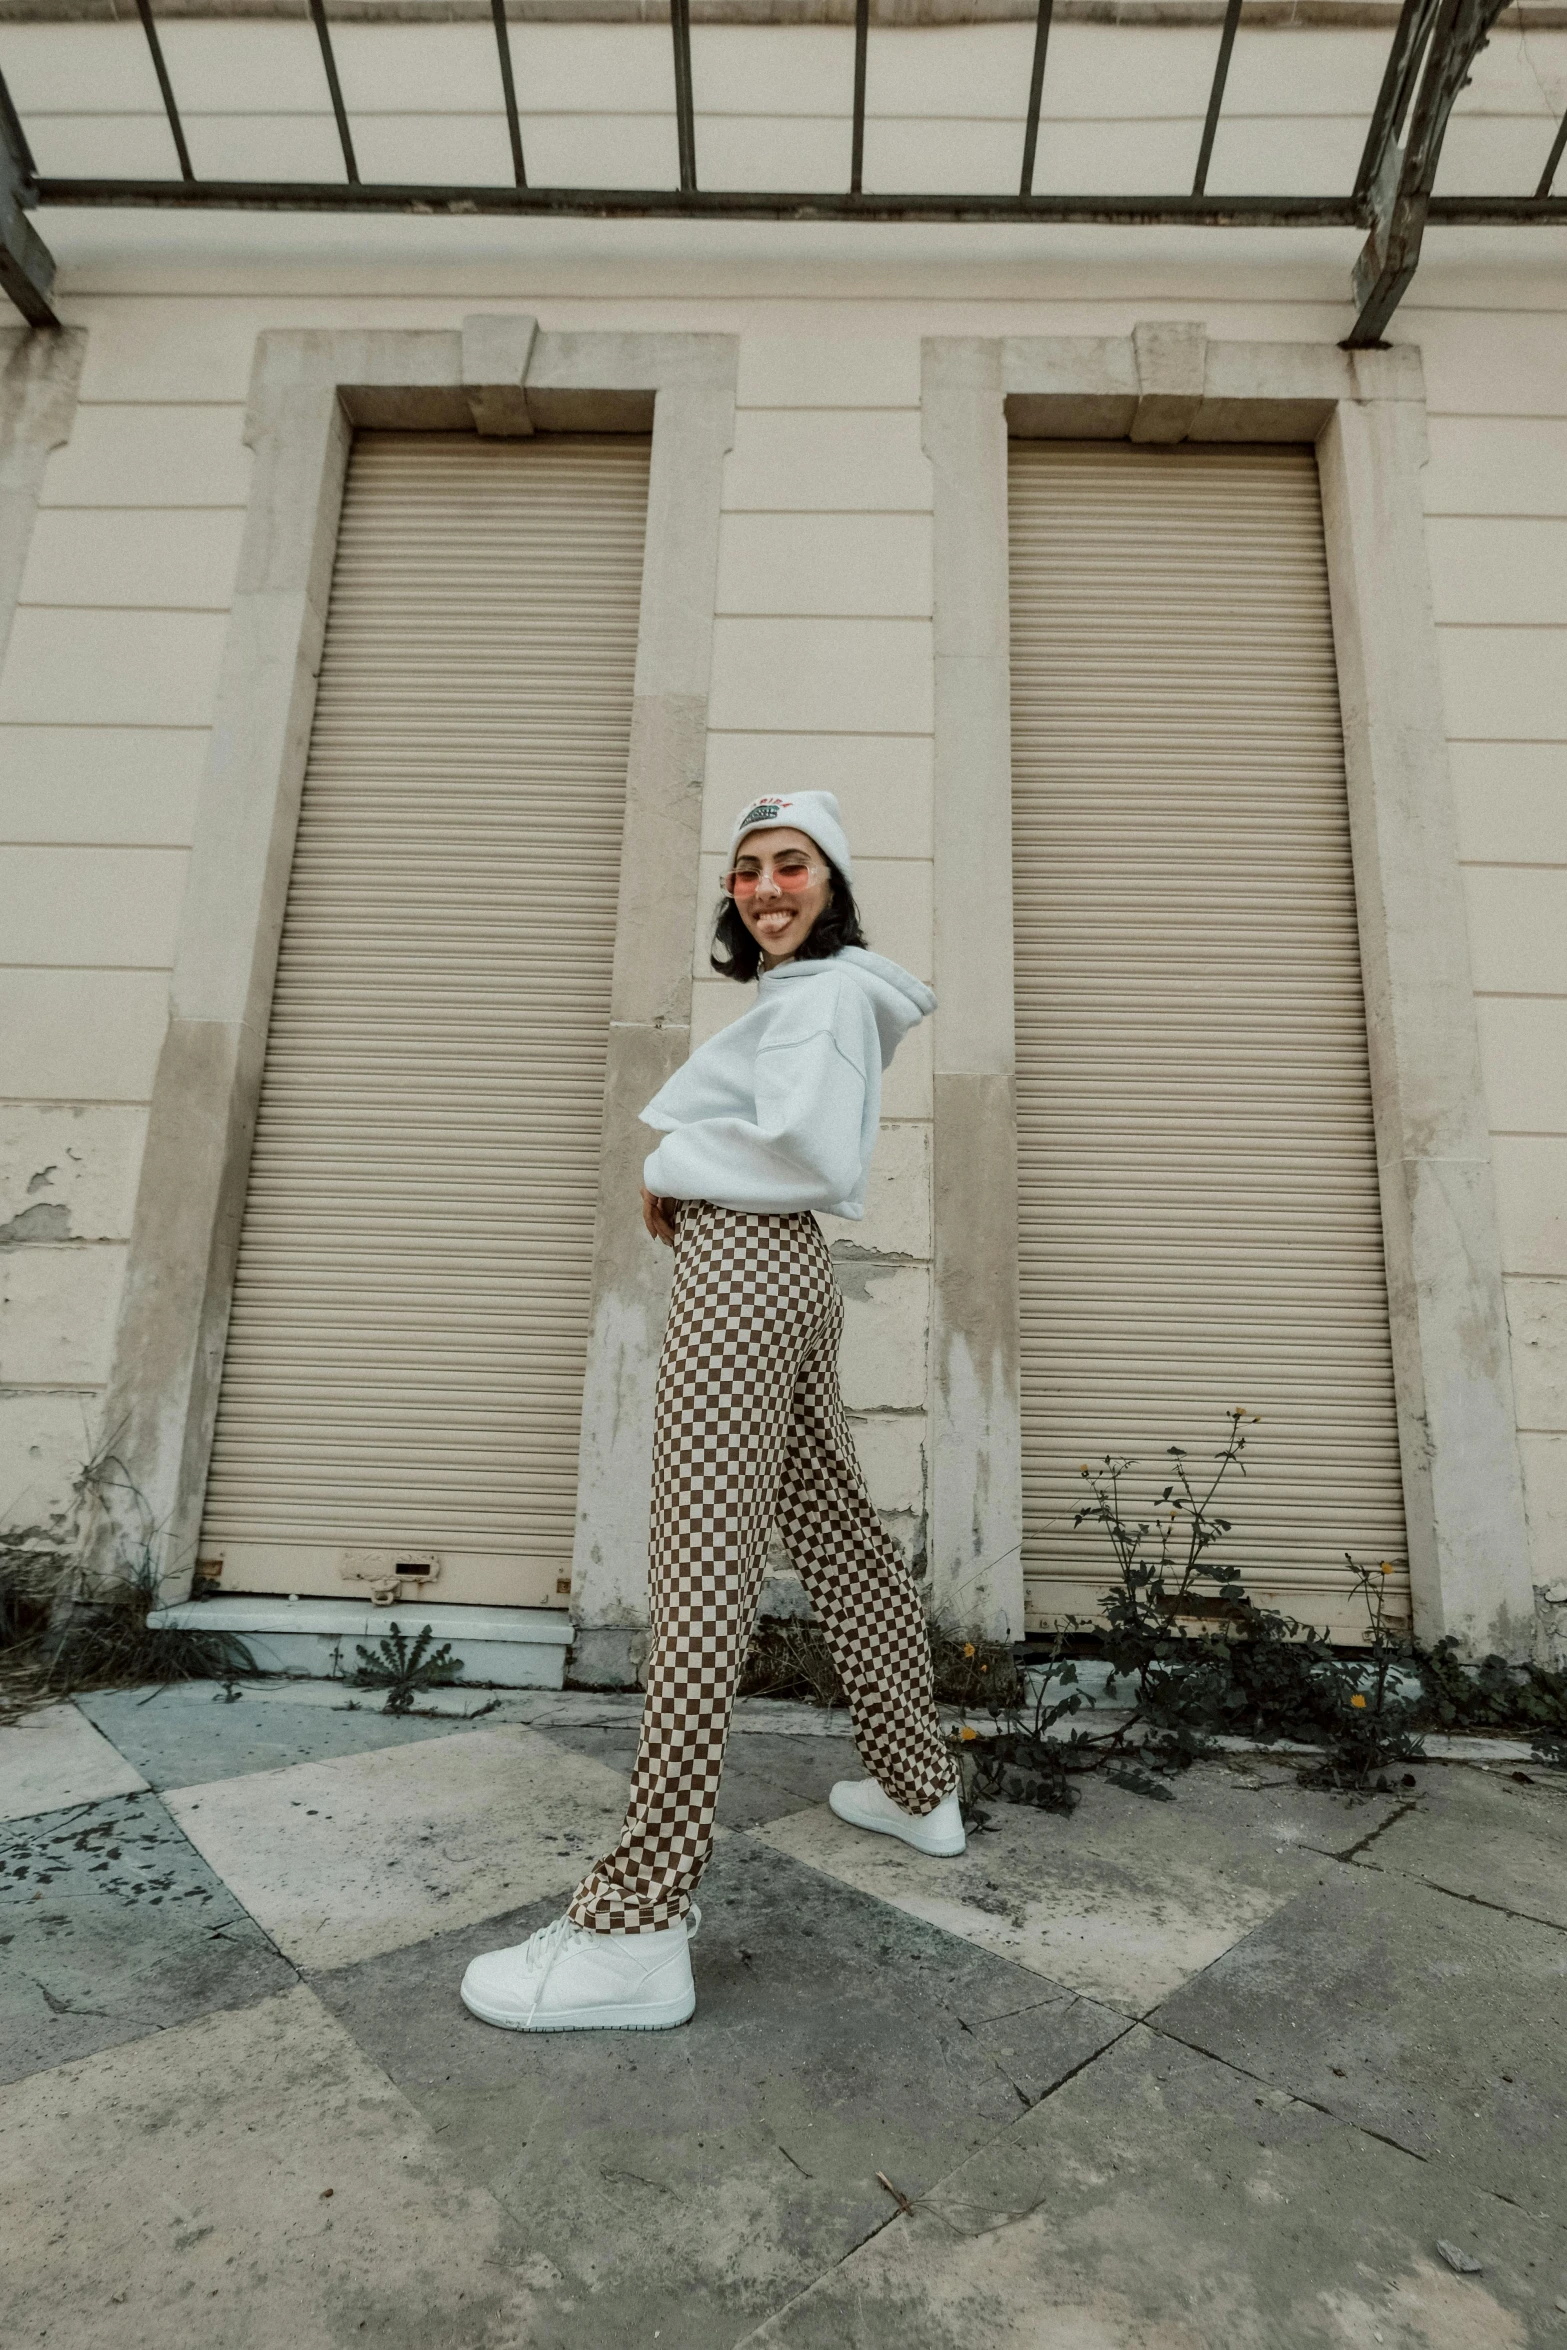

{"left": 763, "top": 945, "right": 936, "bottom": 1066}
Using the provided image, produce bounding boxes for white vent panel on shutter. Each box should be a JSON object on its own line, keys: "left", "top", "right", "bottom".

{"left": 201, "top": 432, "right": 650, "bottom": 1607}
{"left": 1008, "top": 443, "right": 1409, "bottom": 1638}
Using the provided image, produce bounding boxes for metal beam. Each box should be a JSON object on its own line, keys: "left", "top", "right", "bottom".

{"left": 671, "top": 0, "right": 697, "bottom": 194}
{"left": 308, "top": 0, "right": 359, "bottom": 184}
{"left": 22, "top": 176, "right": 1563, "bottom": 228}
{"left": 0, "top": 58, "right": 36, "bottom": 184}
{"left": 0, "top": 65, "right": 57, "bottom": 325}
{"left": 1429, "top": 194, "right": 1567, "bottom": 219}
{"left": 134, "top": 0, "right": 194, "bottom": 182}
{"left": 1192, "top": 0, "right": 1243, "bottom": 197}
{"left": 1345, "top": 0, "right": 1509, "bottom": 346}
{"left": 1019, "top": 0, "right": 1054, "bottom": 198}
{"left": 851, "top": 0, "right": 869, "bottom": 196}
{"left": 491, "top": 0, "right": 526, "bottom": 189}
{"left": 1537, "top": 103, "right": 1567, "bottom": 199}
{"left": 30, "top": 179, "right": 1375, "bottom": 223}
{"left": 1352, "top": 0, "right": 1441, "bottom": 202}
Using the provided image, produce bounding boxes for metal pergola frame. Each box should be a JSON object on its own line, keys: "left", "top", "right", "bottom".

{"left": 2, "top": 0, "right": 1563, "bottom": 341}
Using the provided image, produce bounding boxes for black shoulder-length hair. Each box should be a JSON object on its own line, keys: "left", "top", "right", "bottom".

{"left": 710, "top": 859, "right": 868, "bottom": 984}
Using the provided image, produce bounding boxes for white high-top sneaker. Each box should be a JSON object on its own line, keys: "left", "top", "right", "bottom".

{"left": 829, "top": 1778, "right": 966, "bottom": 1857}
{"left": 460, "top": 1907, "right": 699, "bottom": 2033}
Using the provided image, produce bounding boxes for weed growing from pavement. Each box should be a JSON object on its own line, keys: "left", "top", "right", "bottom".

{"left": 45, "top": 1545, "right": 257, "bottom": 1693}
{"left": 0, "top": 1441, "right": 253, "bottom": 1717}
{"left": 740, "top": 1616, "right": 1022, "bottom": 1711}
{"left": 952, "top": 1411, "right": 1567, "bottom": 1824}
{"left": 739, "top": 1617, "right": 856, "bottom": 1708}
{"left": 352, "top": 1622, "right": 466, "bottom": 1714}
{"left": 1415, "top": 1639, "right": 1567, "bottom": 1771}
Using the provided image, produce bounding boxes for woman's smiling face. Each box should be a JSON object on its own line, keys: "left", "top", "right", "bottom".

{"left": 728, "top": 826, "right": 833, "bottom": 966}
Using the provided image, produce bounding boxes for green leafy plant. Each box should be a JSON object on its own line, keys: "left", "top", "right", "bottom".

{"left": 953, "top": 1410, "right": 1566, "bottom": 1823}
{"left": 352, "top": 1622, "right": 465, "bottom": 1714}
{"left": 929, "top": 1633, "right": 1026, "bottom": 1712}
{"left": 739, "top": 1617, "right": 1023, "bottom": 1711}
{"left": 1416, "top": 1632, "right": 1567, "bottom": 1770}
{"left": 1293, "top": 1558, "right": 1425, "bottom": 1791}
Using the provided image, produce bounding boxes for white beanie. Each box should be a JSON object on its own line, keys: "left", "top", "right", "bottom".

{"left": 727, "top": 791, "right": 853, "bottom": 887}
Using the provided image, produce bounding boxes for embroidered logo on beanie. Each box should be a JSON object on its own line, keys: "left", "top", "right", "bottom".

{"left": 737, "top": 799, "right": 788, "bottom": 831}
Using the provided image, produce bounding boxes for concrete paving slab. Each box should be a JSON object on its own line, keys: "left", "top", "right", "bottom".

{"left": 1360, "top": 1762, "right": 1567, "bottom": 1929}
{"left": 1151, "top": 1865, "right": 1567, "bottom": 2211}
{"left": 0, "top": 1791, "right": 294, "bottom": 2083}
{"left": 1129, "top": 1751, "right": 1414, "bottom": 1857}
{"left": 311, "top": 1834, "right": 1128, "bottom": 2350}
{"left": 544, "top": 1722, "right": 857, "bottom": 1829}
{"left": 129, "top": 1676, "right": 568, "bottom": 1721}
{"left": 741, "top": 2024, "right": 1563, "bottom": 2350}
{"left": 0, "top": 1700, "right": 147, "bottom": 1821}
{"left": 164, "top": 1723, "right": 636, "bottom": 1971}
{"left": 1422, "top": 1736, "right": 1541, "bottom": 1764}
{"left": 0, "top": 1982, "right": 535, "bottom": 2350}
{"left": 755, "top": 1761, "right": 1388, "bottom": 2013}
{"left": 106, "top": 1678, "right": 865, "bottom": 1736}
{"left": 77, "top": 1682, "right": 472, "bottom": 1791}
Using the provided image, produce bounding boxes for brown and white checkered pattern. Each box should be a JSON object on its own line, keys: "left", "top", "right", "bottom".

{"left": 569, "top": 1200, "right": 955, "bottom": 1935}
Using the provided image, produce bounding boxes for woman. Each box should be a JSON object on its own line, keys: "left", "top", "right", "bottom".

{"left": 461, "top": 791, "right": 963, "bottom": 2034}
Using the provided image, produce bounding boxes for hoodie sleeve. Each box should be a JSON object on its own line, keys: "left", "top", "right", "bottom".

{"left": 643, "top": 977, "right": 878, "bottom": 1213}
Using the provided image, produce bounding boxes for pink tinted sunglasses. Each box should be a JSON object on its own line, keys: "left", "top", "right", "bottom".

{"left": 721, "top": 852, "right": 828, "bottom": 902}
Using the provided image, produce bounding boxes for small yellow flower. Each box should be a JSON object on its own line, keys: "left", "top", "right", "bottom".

{"left": 959, "top": 1725, "right": 978, "bottom": 1743}
{"left": 1350, "top": 1693, "right": 1367, "bottom": 1709}
{"left": 980, "top": 1663, "right": 989, "bottom": 1674}
{"left": 963, "top": 1642, "right": 976, "bottom": 1658}
{"left": 1080, "top": 1464, "right": 1090, "bottom": 1475}
{"left": 1380, "top": 1561, "right": 1394, "bottom": 1575}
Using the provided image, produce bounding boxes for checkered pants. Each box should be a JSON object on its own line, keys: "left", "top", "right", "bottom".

{"left": 569, "top": 1201, "right": 955, "bottom": 1934}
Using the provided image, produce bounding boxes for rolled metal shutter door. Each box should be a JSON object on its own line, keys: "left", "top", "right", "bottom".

{"left": 1008, "top": 442, "right": 1409, "bottom": 1638}
{"left": 200, "top": 431, "right": 650, "bottom": 1608}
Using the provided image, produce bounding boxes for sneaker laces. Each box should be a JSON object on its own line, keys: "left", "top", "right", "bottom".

{"left": 502, "top": 1912, "right": 588, "bottom": 2024}
{"left": 503, "top": 1902, "right": 701, "bottom": 2014}
{"left": 519, "top": 1913, "right": 583, "bottom": 1972}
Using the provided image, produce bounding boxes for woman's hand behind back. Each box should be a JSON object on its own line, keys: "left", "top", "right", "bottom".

{"left": 641, "top": 1187, "right": 678, "bottom": 1246}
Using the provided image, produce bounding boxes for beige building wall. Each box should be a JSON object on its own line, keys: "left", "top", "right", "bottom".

{"left": 701, "top": 331, "right": 936, "bottom": 1596}
{"left": 0, "top": 13, "right": 1562, "bottom": 1636}
{"left": 1427, "top": 362, "right": 1567, "bottom": 1624}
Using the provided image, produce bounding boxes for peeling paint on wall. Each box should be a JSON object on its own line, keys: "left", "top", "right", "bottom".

{"left": 828, "top": 1238, "right": 922, "bottom": 1306}
{"left": 0, "top": 1203, "right": 73, "bottom": 1250}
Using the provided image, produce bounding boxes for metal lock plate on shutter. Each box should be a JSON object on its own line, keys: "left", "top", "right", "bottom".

{"left": 340, "top": 1548, "right": 442, "bottom": 1605}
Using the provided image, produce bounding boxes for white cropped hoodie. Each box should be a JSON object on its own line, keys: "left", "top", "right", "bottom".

{"left": 641, "top": 946, "right": 936, "bottom": 1220}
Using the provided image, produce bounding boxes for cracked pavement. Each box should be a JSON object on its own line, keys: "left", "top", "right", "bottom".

{"left": 1, "top": 1682, "right": 1564, "bottom": 2346}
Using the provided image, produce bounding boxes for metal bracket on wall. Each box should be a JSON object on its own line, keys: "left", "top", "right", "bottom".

{"left": 1344, "top": 0, "right": 1510, "bottom": 348}
{"left": 0, "top": 66, "right": 56, "bottom": 327}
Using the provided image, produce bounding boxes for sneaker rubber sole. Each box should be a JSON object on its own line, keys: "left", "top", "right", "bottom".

{"left": 459, "top": 1982, "right": 696, "bottom": 2032}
